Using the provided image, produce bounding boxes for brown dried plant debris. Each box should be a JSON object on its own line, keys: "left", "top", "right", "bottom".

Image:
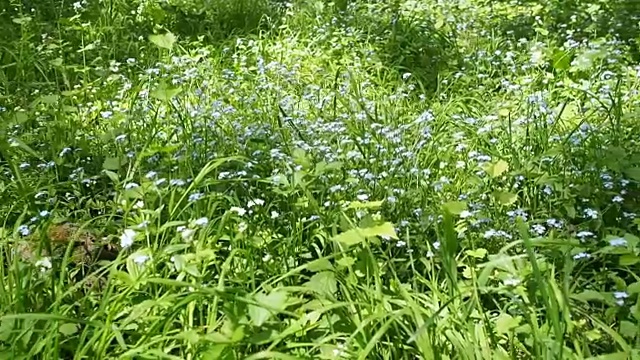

{"left": 15, "top": 222, "right": 120, "bottom": 266}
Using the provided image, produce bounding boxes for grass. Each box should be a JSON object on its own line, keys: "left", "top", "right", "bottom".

{"left": 1, "top": 0, "right": 640, "bottom": 358}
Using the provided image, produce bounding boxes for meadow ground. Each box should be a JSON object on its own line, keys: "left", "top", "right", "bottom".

{"left": 1, "top": 0, "right": 640, "bottom": 358}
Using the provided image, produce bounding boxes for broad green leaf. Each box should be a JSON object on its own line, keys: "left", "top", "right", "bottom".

{"left": 484, "top": 160, "right": 509, "bottom": 178}
{"left": 103, "top": 170, "right": 119, "bottom": 183}
{"left": 347, "top": 200, "right": 384, "bottom": 209}
{"left": 552, "top": 50, "right": 572, "bottom": 71}
{"left": 336, "top": 256, "right": 355, "bottom": 267}
{"left": 465, "top": 248, "right": 487, "bottom": 259}
{"left": 58, "top": 323, "right": 78, "bottom": 336}
{"left": 151, "top": 83, "right": 182, "bottom": 101}
{"left": 149, "top": 32, "right": 176, "bottom": 49}
{"left": 292, "top": 148, "right": 311, "bottom": 169}
{"left": 102, "top": 157, "right": 121, "bottom": 170}
{"left": 307, "top": 258, "right": 333, "bottom": 272}
{"left": 494, "top": 191, "right": 518, "bottom": 206}
{"left": 304, "top": 271, "right": 337, "bottom": 296}
{"left": 248, "top": 291, "right": 288, "bottom": 327}
{"left": 333, "top": 228, "right": 365, "bottom": 246}
{"left": 12, "top": 16, "right": 32, "bottom": 25}
{"left": 628, "top": 282, "right": 640, "bottom": 294}
{"left": 442, "top": 201, "right": 467, "bottom": 215}
{"left": 572, "top": 290, "right": 606, "bottom": 303}
{"left": 620, "top": 321, "right": 636, "bottom": 339}
{"left": 359, "top": 222, "right": 398, "bottom": 239}
{"left": 495, "top": 314, "right": 520, "bottom": 334}
{"left": 620, "top": 254, "right": 640, "bottom": 266}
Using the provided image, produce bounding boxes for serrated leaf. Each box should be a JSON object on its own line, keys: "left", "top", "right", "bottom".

{"left": 149, "top": 32, "right": 176, "bottom": 49}
{"left": 484, "top": 160, "right": 509, "bottom": 178}
{"left": 465, "top": 248, "right": 487, "bottom": 259}
{"left": 494, "top": 191, "right": 518, "bottom": 206}
{"left": 495, "top": 314, "right": 520, "bottom": 334}
{"left": 305, "top": 271, "right": 337, "bottom": 296}
{"left": 58, "top": 323, "right": 78, "bottom": 336}
{"left": 442, "top": 201, "right": 467, "bottom": 215}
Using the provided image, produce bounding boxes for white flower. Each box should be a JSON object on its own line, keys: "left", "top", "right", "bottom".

{"left": 576, "top": 231, "right": 594, "bottom": 239}
{"left": 194, "top": 217, "right": 209, "bottom": 227}
{"left": 609, "top": 237, "right": 627, "bottom": 247}
{"left": 356, "top": 194, "right": 369, "bottom": 201}
{"left": 39, "top": 210, "right": 50, "bottom": 217}
{"left": 133, "top": 201, "right": 144, "bottom": 209}
{"left": 612, "top": 195, "right": 624, "bottom": 203}
{"left": 433, "top": 241, "right": 440, "bottom": 250}
{"left": 124, "top": 182, "right": 139, "bottom": 190}
{"left": 145, "top": 171, "right": 158, "bottom": 179}
{"left": 270, "top": 211, "right": 279, "bottom": 219}
{"left": 459, "top": 210, "right": 472, "bottom": 218}
{"left": 189, "top": 192, "right": 204, "bottom": 202}
{"left": 120, "top": 229, "right": 137, "bottom": 249}
{"left": 247, "top": 198, "right": 265, "bottom": 207}
{"left": 35, "top": 257, "right": 52, "bottom": 271}
{"left": 17, "top": 225, "right": 30, "bottom": 236}
{"left": 59, "top": 148, "right": 72, "bottom": 157}
{"left": 238, "top": 221, "right": 248, "bottom": 233}
{"left": 180, "top": 228, "right": 196, "bottom": 241}
{"left": 573, "top": 252, "right": 590, "bottom": 260}
{"left": 132, "top": 254, "right": 149, "bottom": 265}
{"left": 503, "top": 277, "right": 521, "bottom": 286}
{"left": 230, "top": 207, "right": 246, "bottom": 216}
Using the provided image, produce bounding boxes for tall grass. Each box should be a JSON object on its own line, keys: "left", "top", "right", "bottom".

{"left": 1, "top": 0, "right": 640, "bottom": 358}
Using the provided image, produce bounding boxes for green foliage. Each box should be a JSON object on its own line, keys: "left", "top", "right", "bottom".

{"left": 1, "top": 0, "right": 640, "bottom": 358}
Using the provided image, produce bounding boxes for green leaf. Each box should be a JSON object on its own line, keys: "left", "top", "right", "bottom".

{"left": 442, "top": 201, "right": 467, "bottom": 215}
{"left": 336, "top": 256, "right": 355, "bottom": 267}
{"left": 103, "top": 170, "right": 119, "bottom": 183}
{"left": 307, "top": 258, "right": 333, "bottom": 272}
{"left": 58, "top": 323, "right": 78, "bottom": 336}
{"left": 359, "top": 222, "right": 398, "bottom": 239}
{"left": 484, "top": 160, "right": 509, "bottom": 178}
{"left": 625, "top": 168, "right": 640, "bottom": 182}
{"left": 292, "top": 148, "right": 311, "bottom": 169}
{"left": 149, "top": 32, "right": 176, "bottom": 49}
{"left": 12, "top": 16, "right": 32, "bottom": 25}
{"left": 552, "top": 50, "right": 572, "bottom": 71}
{"left": 151, "top": 83, "right": 182, "bottom": 101}
{"left": 495, "top": 314, "right": 520, "bottom": 334}
{"left": 305, "top": 271, "right": 337, "bottom": 296}
{"left": 102, "top": 157, "right": 121, "bottom": 170}
{"left": 572, "top": 290, "right": 606, "bottom": 303}
{"left": 248, "top": 291, "right": 289, "bottom": 327}
{"left": 332, "top": 228, "right": 365, "bottom": 246}
{"left": 620, "top": 254, "right": 640, "bottom": 266}
{"left": 347, "top": 200, "right": 384, "bottom": 209}
{"left": 628, "top": 282, "right": 640, "bottom": 294}
{"left": 494, "top": 191, "right": 518, "bottom": 206}
{"left": 465, "top": 248, "right": 487, "bottom": 259}
{"left": 620, "top": 321, "right": 636, "bottom": 339}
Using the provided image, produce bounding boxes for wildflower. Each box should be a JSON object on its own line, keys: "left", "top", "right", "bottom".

{"left": 396, "top": 240, "right": 407, "bottom": 247}
{"left": 133, "top": 254, "right": 150, "bottom": 265}
{"left": 101, "top": 111, "right": 113, "bottom": 119}
{"left": 59, "top": 148, "right": 72, "bottom": 157}
{"left": 612, "top": 195, "right": 624, "bottom": 203}
{"left": 120, "top": 229, "right": 137, "bottom": 249}
{"left": 247, "top": 198, "right": 265, "bottom": 207}
{"left": 433, "top": 241, "right": 440, "bottom": 250}
{"left": 460, "top": 210, "right": 472, "bottom": 219}
{"left": 356, "top": 194, "right": 369, "bottom": 201}
{"left": 577, "top": 231, "right": 594, "bottom": 239}
{"left": 270, "top": 211, "right": 279, "bottom": 219}
{"left": 181, "top": 228, "right": 196, "bottom": 241}
{"left": 39, "top": 210, "right": 50, "bottom": 217}
{"left": 194, "top": 217, "right": 209, "bottom": 227}
{"left": 35, "top": 257, "right": 52, "bottom": 272}
{"left": 614, "top": 291, "right": 628, "bottom": 306}
{"left": 154, "top": 178, "right": 167, "bottom": 186}
{"left": 124, "top": 182, "right": 139, "bottom": 190}
{"left": 189, "top": 192, "right": 204, "bottom": 202}
{"left": 145, "top": 171, "right": 157, "bottom": 179}
{"left": 503, "top": 277, "right": 521, "bottom": 286}
{"left": 609, "top": 237, "right": 627, "bottom": 247}
{"left": 573, "top": 252, "right": 590, "bottom": 260}
{"left": 19, "top": 163, "right": 30, "bottom": 170}
{"left": 230, "top": 207, "right": 246, "bottom": 216}
{"left": 542, "top": 185, "right": 553, "bottom": 195}
{"left": 238, "top": 222, "right": 248, "bottom": 233}
{"left": 17, "top": 225, "right": 30, "bottom": 236}
{"left": 531, "top": 224, "right": 546, "bottom": 235}
{"left": 136, "top": 220, "right": 149, "bottom": 229}
{"left": 583, "top": 208, "right": 598, "bottom": 219}
{"left": 133, "top": 200, "right": 144, "bottom": 209}
{"left": 170, "top": 179, "right": 186, "bottom": 187}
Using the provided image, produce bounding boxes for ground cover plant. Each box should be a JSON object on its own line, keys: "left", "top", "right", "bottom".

{"left": 1, "top": 0, "right": 640, "bottom": 358}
